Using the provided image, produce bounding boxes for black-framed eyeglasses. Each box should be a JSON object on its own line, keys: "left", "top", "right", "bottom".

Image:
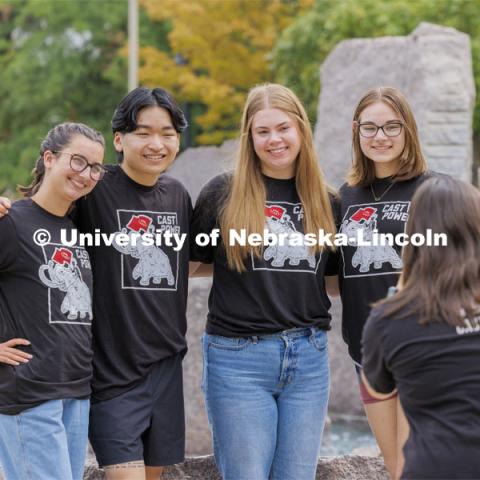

{"left": 53, "top": 151, "right": 107, "bottom": 181}
{"left": 357, "top": 122, "right": 404, "bottom": 138}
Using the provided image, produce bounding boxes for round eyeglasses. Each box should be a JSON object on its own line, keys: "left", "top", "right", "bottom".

{"left": 358, "top": 122, "right": 404, "bottom": 138}
{"left": 53, "top": 151, "right": 107, "bottom": 181}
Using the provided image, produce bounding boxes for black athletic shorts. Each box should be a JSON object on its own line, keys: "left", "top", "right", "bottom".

{"left": 89, "top": 353, "right": 185, "bottom": 467}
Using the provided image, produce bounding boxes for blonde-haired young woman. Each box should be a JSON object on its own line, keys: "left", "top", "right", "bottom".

{"left": 329, "top": 86, "right": 432, "bottom": 478}
{"left": 191, "top": 83, "right": 337, "bottom": 479}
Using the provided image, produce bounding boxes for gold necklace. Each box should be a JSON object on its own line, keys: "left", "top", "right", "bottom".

{"left": 370, "top": 180, "right": 396, "bottom": 202}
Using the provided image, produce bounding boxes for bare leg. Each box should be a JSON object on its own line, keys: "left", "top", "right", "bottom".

{"left": 364, "top": 396, "right": 398, "bottom": 478}
{"left": 394, "top": 398, "right": 410, "bottom": 480}
{"left": 104, "top": 460, "right": 145, "bottom": 480}
{"left": 145, "top": 466, "right": 165, "bottom": 480}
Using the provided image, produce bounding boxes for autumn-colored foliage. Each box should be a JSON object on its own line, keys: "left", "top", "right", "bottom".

{"left": 140, "top": 0, "right": 313, "bottom": 144}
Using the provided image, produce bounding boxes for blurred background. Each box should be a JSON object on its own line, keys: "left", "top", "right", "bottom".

{"left": 0, "top": 0, "right": 479, "bottom": 194}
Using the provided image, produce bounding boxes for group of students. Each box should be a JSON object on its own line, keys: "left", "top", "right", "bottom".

{"left": 0, "top": 83, "right": 478, "bottom": 480}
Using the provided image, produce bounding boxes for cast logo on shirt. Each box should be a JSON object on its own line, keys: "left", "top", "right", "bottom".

{"left": 340, "top": 201, "right": 409, "bottom": 278}
{"left": 38, "top": 246, "right": 92, "bottom": 324}
{"left": 113, "top": 210, "right": 179, "bottom": 290}
{"left": 251, "top": 202, "right": 320, "bottom": 274}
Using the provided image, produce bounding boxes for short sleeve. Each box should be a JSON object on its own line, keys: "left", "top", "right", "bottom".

{"left": 361, "top": 307, "right": 396, "bottom": 394}
{"left": 0, "top": 215, "right": 19, "bottom": 271}
{"left": 190, "top": 174, "right": 229, "bottom": 264}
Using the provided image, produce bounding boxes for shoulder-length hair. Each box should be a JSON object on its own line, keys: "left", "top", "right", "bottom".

{"left": 378, "top": 175, "right": 480, "bottom": 326}
{"left": 348, "top": 87, "right": 427, "bottom": 187}
{"left": 220, "top": 83, "right": 336, "bottom": 272}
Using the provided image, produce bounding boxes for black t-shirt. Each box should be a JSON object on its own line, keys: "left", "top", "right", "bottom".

{"left": 191, "top": 173, "right": 334, "bottom": 336}
{"left": 333, "top": 174, "right": 430, "bottom": 364}
{"left": 0, "top": 199, "right": 93, "bottom": 414}
{"left": 74, "top": 165, "right": 192, "bottom": 402}
{"left": 362, "top": 306, "right": 480, "bottom": 479}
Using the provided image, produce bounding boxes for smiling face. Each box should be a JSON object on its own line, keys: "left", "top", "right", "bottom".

{"left": 357, "top": 101, "right": 405, "bottom": 177}
{"left": 251, "top": 108, "right": 301, "bottom": 179}
{"left": 43, "top": 134, "right": 104, "bottom": 202}
{"left": 114, "top": 106, "right": 180, "bottom": 186}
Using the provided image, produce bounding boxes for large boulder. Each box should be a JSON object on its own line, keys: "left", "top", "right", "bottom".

{"left": 169, "top": 140, "right": 237, "bottom": 203}
{"left": 314, "top": 22, "right": 476, "bottom": 188}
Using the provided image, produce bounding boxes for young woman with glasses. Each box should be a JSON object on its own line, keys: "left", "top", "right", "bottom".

{"left": 191, "top": 83, "right": 337, "bottom": 480}
{"left": 328, "top": 87, "right": 433, "bottom": 478}
{"left": 0, "top": 123, "right": 105, "bottom": 480}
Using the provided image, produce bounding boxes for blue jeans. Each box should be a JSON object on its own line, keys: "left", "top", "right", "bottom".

{"left": 0, "top": 398, "right": 89, "bottom": 480}
{"left": 202, "top": 327, "right": 330, "bottom": 480}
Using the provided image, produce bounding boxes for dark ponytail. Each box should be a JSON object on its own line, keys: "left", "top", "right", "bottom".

{"left": 19, "top": 122, "right": 105, "bottom": 197}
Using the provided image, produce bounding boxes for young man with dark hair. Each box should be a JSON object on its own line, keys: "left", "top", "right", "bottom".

{"left": 74, "top": 87, "right": 192, "bottom": 480}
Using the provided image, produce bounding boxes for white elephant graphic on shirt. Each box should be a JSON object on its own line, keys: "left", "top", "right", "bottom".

{"left": 340, "top": 210, "right": 402, "bottom": 273}
{"left": 263, "top": 211, "right": 316, "bottom": 269}
{"left": 113, "top": 226, "right": 175, "bottom": 287}
{"left": 39, "top": 253, "right": 92, "bottom": 321}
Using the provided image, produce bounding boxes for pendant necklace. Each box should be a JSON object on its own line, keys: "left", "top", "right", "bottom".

{"left": 370, "top": 178, "right": 396, "bottom": 202}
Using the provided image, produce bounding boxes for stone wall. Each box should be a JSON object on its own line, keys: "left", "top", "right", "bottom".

{"left": 314, "top": 22, "right": 475, "bottom": 188}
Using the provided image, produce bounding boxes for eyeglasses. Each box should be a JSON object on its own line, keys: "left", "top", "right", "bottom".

{"left": 357, "top": 122, "right": 404, "bottom": 138}
{"left": 53, "top": 151, "right": 107, "bottom": 181}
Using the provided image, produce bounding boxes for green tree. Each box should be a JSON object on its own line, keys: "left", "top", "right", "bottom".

{"left": 273, "top": 0, "right": 480, "bottom": 130}
{"left": 0, "top": 0, "right": 129, "bottom": 193}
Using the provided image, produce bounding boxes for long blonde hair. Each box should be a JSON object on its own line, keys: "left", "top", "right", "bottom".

{"left": 348, "top": 87, "right": 427, "bottom": 187}
{"left": 220, "top": 83, "right": 336, "bottom": 272}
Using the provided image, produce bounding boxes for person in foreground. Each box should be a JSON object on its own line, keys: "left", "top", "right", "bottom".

{"left": 362, "top": 175, "right": 480, "bottom": 480}
{"left": 191, "top": 83, "right": 337, "bottom": 480}
{"left": 0, "top": 123, "right": 105, "bottom": 480}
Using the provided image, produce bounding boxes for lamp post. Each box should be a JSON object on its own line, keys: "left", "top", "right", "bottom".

{"left": 175, "top": 53, "right": 192, "bottom": 148}
{"left": 128, "top": 0, "right": 138, "bottom": 91}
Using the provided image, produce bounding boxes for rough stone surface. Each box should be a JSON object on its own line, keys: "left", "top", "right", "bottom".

{"left": 169, "top": 140, "right": 237, "bottom": 203}
{"left": 81, "top": 453, "right": 388, "bottom": 480}
{"left": 314, "top": 22, "right": 476, "bottom": 188}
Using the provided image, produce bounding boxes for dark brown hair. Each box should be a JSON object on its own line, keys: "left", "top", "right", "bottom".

{"left": 378, "top": 175, "right": 480, "bottom": 326}
{"left": 19, "top": 122, "right": 105, "bottom": 197}
{"left": 348, "top": 87, "right": 427, "bottom": 187}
